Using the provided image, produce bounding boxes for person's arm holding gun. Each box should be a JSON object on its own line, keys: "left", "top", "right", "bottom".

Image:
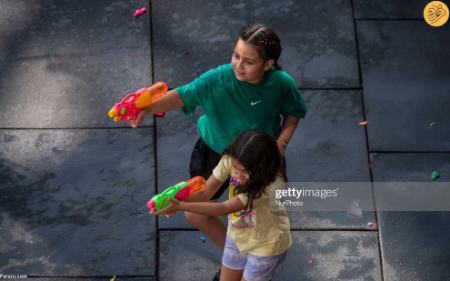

{"left": 131, "top": 89, "right": 184, "bottom": 128}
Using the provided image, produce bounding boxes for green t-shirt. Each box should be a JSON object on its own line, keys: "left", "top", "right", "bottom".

{"left": 176, "top": 64, "right": 307, "bottom": 153}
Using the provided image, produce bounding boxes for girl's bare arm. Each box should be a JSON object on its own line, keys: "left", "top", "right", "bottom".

{"left": 155, "top": 175, "right": 226, "bottom": 216}
{"left": 160, "top": 196, "right": 245, "bottom": 217}
{"left": 277, "top": 116, "right": 299, "bottom": 152}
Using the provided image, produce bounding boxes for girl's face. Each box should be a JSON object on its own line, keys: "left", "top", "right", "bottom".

{"left": 231, "top": 38, "right": 273, "bottom": 84}
{"left": 231, "top": 158, "right": 250, "bottom": 185}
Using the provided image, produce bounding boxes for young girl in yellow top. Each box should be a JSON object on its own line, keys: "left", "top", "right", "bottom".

{"left": 155, "top": 130, "right": 291, "bottom": 281}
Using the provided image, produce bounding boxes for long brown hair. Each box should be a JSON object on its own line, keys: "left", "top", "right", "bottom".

{"left": 224, "top": 130, "right": 287, "bottom": 210}
{"left": 238, "top": 24, "right": 282, "bottom": 70}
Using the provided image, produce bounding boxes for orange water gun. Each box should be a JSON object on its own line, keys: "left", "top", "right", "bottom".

{"left": 108, "top": 82, "right": 168, "bottom": 123}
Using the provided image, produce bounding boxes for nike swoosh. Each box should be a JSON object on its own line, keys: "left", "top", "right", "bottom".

{"left": 250, "top": 100, "right": 262, "bottom": 106}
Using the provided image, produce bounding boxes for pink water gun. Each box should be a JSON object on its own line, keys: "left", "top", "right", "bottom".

{"left": 108, "top": 82, "right": 168, "bottom": 123}
{"left": 147, "top": 176, "right": 206, "bottom": 213}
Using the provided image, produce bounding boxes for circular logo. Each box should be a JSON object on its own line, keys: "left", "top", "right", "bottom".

{"left": 424, "top": 1, "right": 449, "bottom": 27}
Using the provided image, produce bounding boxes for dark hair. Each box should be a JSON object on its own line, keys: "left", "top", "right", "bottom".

{"left": 238, "top": 23, "right": 282, "bottom": 70}
{"left": 224, "top": 130, "right": 287, "bottom": 210}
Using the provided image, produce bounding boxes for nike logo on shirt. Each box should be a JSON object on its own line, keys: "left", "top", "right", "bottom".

{"left": 250, "top": 100, "right": 262, "bottom": 106}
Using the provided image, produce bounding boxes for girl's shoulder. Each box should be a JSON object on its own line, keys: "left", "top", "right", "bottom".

{"left": 262, "top": 175, "right": 285, "bottom": 194}
{"left": 198, "top": 64, "right": 232, "bottom": 80}
{"left": 265, "top": 175, "right": 284, "bottom": 190}
{"left": 267, "top": 68, "right": 296, "bottom": 86}
{"left": 218, "top": 155, "right": 232, "bottom": 171}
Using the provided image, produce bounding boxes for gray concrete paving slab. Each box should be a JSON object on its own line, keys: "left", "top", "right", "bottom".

{"left": 0, "top": 128, "right": 155, "bottom": 276}
{"left": 287, "top": 90, "right": 369, "bottom": 181}
{"left": 371, "top": 153, "right": 450, "bottom": 182}
{"left": 274, "top": 231, "right": 382, "bottom": 281}
{"left": 354, "top": 0, "right": 429, "bottom": 19}
{"left": 5, "top": 276, "right": 156, "bottom": 281}
{"left": 286, "top": 90, "right": 375, "bottom": 229}
{"left": 159, "top": 231, "right": 222, "bottom": 281}
{"left": 357, "top": 21, "right": 450, "bottom": 151}
{"left": 152, "top": 0, "right": 359, "bottom": 88}
{"left": 288, "top": 209, "right": 377, "bottom": 231}
{"left": 0, "top": 0, "right": 152, "bottom": 128}
{"left": 159, "top": 231, "right": 382, "bottom": 281}
{"left": 371, "top": 153, "right": 450, "bottom": 281}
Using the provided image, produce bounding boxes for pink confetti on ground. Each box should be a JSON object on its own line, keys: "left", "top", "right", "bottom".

{"left": 367, "top": 221, "right": 377, "bottom": 228}
{"left": 133, "top": 7, "right": 147, "bottom": 17}
{"left": 308, "top": 258, "right": 315, "bottom": 266}
{"left": 359, "top": 120, "right": 368, "bottom": 126}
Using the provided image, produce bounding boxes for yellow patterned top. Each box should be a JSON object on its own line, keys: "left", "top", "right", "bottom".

{"left": 213, "top": 155, "right": 292, "bottom": 256}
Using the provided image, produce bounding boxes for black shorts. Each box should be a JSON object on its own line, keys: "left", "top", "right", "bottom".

{"left": 189, "top": 138, "right": 229, "bottom": 200}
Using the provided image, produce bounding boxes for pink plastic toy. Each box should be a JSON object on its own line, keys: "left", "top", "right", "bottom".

{"left": 133, "top": 7, "right": 147, "bottom": 17}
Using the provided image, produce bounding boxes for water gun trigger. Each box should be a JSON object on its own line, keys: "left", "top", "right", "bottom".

{"left": 158, "top": 196, "right": 172, "bottom": 210}
{"left": 157, "top": 184, "right": 183, "bottom": 209}
{"left": 135, "top": 82, "right": 168, "bottom": 109}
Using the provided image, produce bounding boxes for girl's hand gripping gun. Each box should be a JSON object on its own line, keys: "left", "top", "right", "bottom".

{"left": 108, "top": 82, "right": 168, "bottom": 123}
{"left": 147, "top": 176, "right": 206, "bottom": 212}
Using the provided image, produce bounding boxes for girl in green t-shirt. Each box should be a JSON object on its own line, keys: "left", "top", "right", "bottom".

{"left": 152, "top": 130, "right": 291, "bottom": 281}
{"left": 132, "top": 23, "right": 306, "bottom": 261}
